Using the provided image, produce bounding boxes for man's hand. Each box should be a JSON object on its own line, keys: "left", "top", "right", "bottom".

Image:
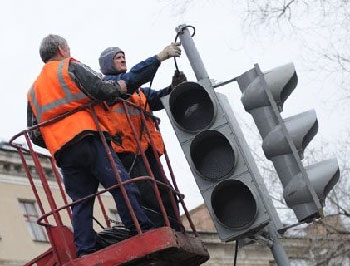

{"left": 157, "top": 42, "right": 181, "bottom": 62}
{"left": 171, "top": 70, "right": 187, "bottom": 88}
{"left": 117, "top": 80, "right": 127, "bottom": 93}
{"left": 116, "top": 80, "right": 133, "bottom": 99}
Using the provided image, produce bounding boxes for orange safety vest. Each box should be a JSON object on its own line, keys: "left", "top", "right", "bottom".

{"left": 27, "top": 58, "right": 100, "bottom": 157}
{"left": 97, "top": 90, "right": 165, "bottom": 155}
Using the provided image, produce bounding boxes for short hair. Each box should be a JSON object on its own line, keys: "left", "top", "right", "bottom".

{"left": 39, "top": 34, "right": 67, "bottom": 63}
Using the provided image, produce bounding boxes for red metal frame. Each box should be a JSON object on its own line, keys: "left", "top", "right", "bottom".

{"left": 9, "top": 101, "right": 209, "bottom": 265}
{"left": 64, "top": 227, "right": 209, "bottom": 266}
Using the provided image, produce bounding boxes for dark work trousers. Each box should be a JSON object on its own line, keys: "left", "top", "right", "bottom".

{"left": 118, "top": 148, "right": 181, "bottom": 231}
{"left": 59, "top": 136, "right": 154, "bottom": 257}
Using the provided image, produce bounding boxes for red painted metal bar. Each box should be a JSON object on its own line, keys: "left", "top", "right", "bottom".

{"left": 36, "top": 176, "right": 153, "bottom": 226}
{"left": 9, "top": 99, "right": 208, "bottom": 265}
{"left": 10, "top": 134, "right": 74, "bottom": 264}
{"left": 50, "top": 157, "right": 72, "bottom": 221}
{"left": 14, "top": 142, "right": 61, "bottom": 256}
{"left": 153, "top": 120, "right": 199, "bottom": 236}
{"left": 64, "top": 227, "right": 209, "bottom": 266}
{"left": 24, "top": 135, "right": 76, "bottom": 264}
{"left": 120, "top": 98, "right": 198, "bottom": 236}
{"left": 15, "top": 145, "right": 48, "bottom": 224}
{"left": 122, "top": 101, "right": 170, "bottom": 227}
{"left": 163, "top": 150, "right": 198, "bottom": 236}
{"left": 139, "top": 109, "right": 182, "bottom": 224}
{"left": 24, "top": 248, "right": 56, "bottom": 266}
{"left": 24, "top": 134, "right": 64, "bottom": 227}
{"left": 97, "top": 194, "right": 111, "bottom": 228}
{"left": 90, "top": 105, "right": 142, "bottom": 234}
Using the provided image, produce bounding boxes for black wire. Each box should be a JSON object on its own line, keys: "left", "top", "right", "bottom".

{"left": 93, "top": 216, "right": 105, "bottom": 230}
{"left": 174, "top": 25, "right": 196, "bottom": 43}
{"left": 234, "top": 239, "right": 239, "bottom": 266}
{"left": 173, "top": 25, "right": 196, "bottom": 74}
{"left": 174, "top": 57, "right": 180, "bottom": 74}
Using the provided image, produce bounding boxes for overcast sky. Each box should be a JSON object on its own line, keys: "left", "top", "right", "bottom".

{"left": 1, "top": 0, "right": 347, "bottom": 211}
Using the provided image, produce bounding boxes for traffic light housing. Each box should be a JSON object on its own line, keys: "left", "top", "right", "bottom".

{"left": 235, "top": 63, "right": 340, "bottom": 223}
{"left": 161, "top": 78, "right": 273, "bottom": 241}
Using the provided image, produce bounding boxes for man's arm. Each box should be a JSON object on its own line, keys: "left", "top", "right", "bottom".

{"left": 104, "top": 56, "right": 161, "bottom": 92}
{"left": 27, "top": 102, "right": 47, "bottom": 148}
{"left": 141, "top": 71, "right": 187, "bottom": 111}
{"left": 116, "top": 43, "right": 181, "bottom": 91}
{"left": 68, "top": 61, "right": 130, "bottom": 101}
{"left": 140, "top": 86, "right": 172, "bottom": 111}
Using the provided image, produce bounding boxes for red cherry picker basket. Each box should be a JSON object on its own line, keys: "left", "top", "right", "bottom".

{"left": 9, "top": 101, "right": 209, "bottom": 266}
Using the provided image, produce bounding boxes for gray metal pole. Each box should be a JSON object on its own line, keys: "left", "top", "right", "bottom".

{"left": 175, "top": 24, "right": 209, "bottom": 81}
{"left": 268, "top": 224, "right": 291, "bottom": 266}
{"left": 175, "top": 24, "right": 291, "bottom": 266}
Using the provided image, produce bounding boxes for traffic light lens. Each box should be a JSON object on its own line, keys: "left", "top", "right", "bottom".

{"left": 191, "top": 130, "right": 235, "bottom": 180}
{"left": 169, "top": 82, "right": 215, "bottom": 132}
{"left": 212, "top": 180, "right": 257, "bottom": 229}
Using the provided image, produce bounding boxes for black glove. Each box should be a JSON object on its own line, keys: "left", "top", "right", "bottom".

{"left": 120, "top": 92, "right": 132, "bottom": 100}
{"left": 171, "top": 70, "right": 187, "bottom": 88}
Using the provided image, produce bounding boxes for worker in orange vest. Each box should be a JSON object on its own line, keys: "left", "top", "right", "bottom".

{"left": 27, "top": 34, "right": 154, "bottom": 258}
{"left": 98, "top": 44, "right": 186, "bottom": 230}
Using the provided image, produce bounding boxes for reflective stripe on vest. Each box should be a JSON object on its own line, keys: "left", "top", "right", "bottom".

{"left": 28, "top": 58, "right": 100, "bottom": 157}
{"left": 106, "top": 91, "right": 165, "bottom": 155}
{"left": 29, "top": 60, "right": 88, "bottom": 122}
{"left": 112, "top": 106, "right": 142, "bottom": 116}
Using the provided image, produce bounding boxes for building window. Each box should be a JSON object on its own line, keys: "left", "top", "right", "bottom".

{"left": 109, "top": 209, "right": 122, "bottom": 225}
{"left": 18, "top": 199, "right": 48, "bottom": 242}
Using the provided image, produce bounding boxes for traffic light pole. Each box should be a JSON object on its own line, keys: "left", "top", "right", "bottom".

{"left": 175, "top": 24, "right": 291, "bottom": 266}
{"left": 175, "top": 25, "right": 209, "bottom": 81}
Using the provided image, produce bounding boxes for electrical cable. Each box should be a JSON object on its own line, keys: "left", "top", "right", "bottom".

{"left": 93, "top": 216, "right": 105, "bottom": 229}
{"left": 173, "top": 25, "right": 196, "bottom": 74}
{"left": 234, "top": 239, "right": 239, "bottom": 266}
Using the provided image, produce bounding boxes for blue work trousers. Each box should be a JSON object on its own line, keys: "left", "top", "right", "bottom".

{"left": 59, "top": 135, "right": 153, "bottom": 257}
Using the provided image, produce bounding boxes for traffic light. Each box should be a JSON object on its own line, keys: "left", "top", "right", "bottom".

{"left": 161, "top": 78, "right": 273, "bottom": 241}
{"left": 235, "top": 63, "right": 340, "bottom": 223}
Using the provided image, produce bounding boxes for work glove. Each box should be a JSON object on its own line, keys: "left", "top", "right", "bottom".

{"left": 171, "top": 70, "right": 187, "bottom": 88}
{"left": 157, "top": 42, "right": 181, "bottom": 62}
